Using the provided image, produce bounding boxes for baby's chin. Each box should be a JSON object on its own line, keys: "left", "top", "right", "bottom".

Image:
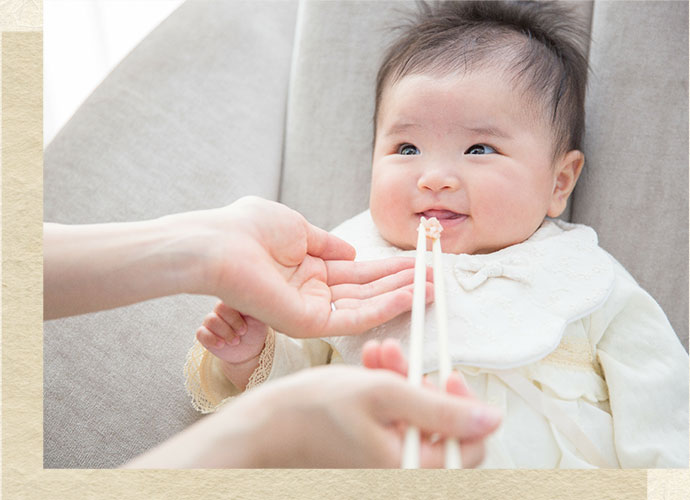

{"left": 373, "top": 224, "right": 416, "bottom": 251}
{"left": 378, "top": 230, "right": 477, "bottom": 255}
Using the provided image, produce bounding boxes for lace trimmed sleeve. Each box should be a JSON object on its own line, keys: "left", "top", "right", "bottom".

{"left": 183, "top": 328, "right": 276, "bottom": 413}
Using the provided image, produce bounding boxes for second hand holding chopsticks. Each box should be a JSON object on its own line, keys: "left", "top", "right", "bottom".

{"left": 401, "top": 217, "right": 462, "bottom": 469}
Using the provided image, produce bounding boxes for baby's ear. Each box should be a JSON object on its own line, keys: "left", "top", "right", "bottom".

{"left": 547, "top": 150, "right": 585, "bottom": 218}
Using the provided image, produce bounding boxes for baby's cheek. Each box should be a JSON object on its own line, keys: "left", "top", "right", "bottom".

{"left": 370, "top": 171, "right": 417, "bottom": 245}
{"left": 370, "top": 202, "right": 393, "bottom": 236}
{"left": 479, "top": 193, "right": 542, "bottom": 246}
{"left": 371, "top": 203, "right": 407, "bottom": 248}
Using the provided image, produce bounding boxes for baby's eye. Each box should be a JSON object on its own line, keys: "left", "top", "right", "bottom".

{"left": 398, "top": 144, "right": 420, "bottom": 155}
{"left": 465, "top": 144, "right": 497, "bottom": 155}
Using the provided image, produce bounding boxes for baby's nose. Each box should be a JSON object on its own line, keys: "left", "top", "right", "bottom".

{"left": 417, "top": 167, "right": 460, "bottom": 192}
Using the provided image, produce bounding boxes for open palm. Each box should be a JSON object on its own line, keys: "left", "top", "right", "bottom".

{"left": 208, "top": 197, "right": 432, "bottom": 338}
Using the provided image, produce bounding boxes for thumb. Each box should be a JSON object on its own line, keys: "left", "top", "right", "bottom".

{"left": 305, "top": 221, "right": 356, "bottom": 261}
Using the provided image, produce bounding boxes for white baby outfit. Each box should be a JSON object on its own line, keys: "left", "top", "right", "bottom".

{"left": 185, "top": 210, "right": 689, "bottom": 468}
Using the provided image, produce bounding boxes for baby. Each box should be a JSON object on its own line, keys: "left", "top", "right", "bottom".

{"left": 184, "top": 1, "right": 688, "bottom": 468}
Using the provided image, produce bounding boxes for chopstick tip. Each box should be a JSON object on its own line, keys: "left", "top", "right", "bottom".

{"left": 419, "top": 216, "right": 443, "bottom": 240}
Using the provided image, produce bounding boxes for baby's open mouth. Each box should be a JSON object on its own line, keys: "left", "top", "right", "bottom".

{"left": 418, "top": 209, "right": 465, "bottom": 220}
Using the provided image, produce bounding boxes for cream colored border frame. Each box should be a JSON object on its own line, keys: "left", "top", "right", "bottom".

{"left": 1, "top": 0, "right": 687, "bottom": 498}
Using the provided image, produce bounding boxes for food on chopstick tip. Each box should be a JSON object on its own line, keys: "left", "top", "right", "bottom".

{"left": 419, "top": 216, "right": 443, "bottom": 240}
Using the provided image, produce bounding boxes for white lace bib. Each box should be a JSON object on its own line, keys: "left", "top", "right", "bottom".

{"left": 324, "top": 211, "right": 615, "bottom": 372}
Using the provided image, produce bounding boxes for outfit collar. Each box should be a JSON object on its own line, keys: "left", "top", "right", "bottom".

{"left": 325, "top": 210, "right": 615, "bottom": 371}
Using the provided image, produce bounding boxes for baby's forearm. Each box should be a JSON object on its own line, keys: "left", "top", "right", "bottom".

{"left": 219, "top": 353, "right": 263, "bottom": 392}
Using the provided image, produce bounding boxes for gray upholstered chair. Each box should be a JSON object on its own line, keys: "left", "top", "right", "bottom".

{"left": 44, "top": 0, "right": 688, "bottom": 468}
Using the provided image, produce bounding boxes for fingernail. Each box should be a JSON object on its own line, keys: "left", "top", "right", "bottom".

{"left": 472, "top": 406, "right": 501, "bottom": 429}
{"left": 236, "top": 326, "right": 247, "bottom": 336}
{"left": 215, "top": 338, "right": 225, "bottom": 348}
{"left": 229, "top": 336, "right": 241, "bottom": 346}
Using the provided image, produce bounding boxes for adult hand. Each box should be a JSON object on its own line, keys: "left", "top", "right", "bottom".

{"left": 123, "top": 365, "right": 501, "bottom": 468}
{"left": 45, "top": 196, "right": 432, "bottom": 335}
{"left": 169, "top": 196, "right": 432, "bottom": 337}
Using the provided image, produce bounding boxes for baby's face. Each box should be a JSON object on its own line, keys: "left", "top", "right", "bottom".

{"left": 371, "top": 71, "right": 567, "bottom": 254}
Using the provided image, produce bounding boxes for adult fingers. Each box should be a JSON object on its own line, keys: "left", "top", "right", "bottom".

{"left": 234, "top": 197, "right": 354, "bottom": 262}
{"left": 305, "top": 221, "right": 356, "bottom": 261}
{"left": 325, "top": 258, "right": 421, "bottom": 286}
{"left": 332, "top": 282, "right": 434, "bottom": 311}
{"left": 324, "top": 282, "right": 433, "bottom": 336}
{"left": 379, "top": 380, "right": 502, "bottom": 443}
{"left": 418, "top": 436, "right": 486, "bottom": 468}
{"left": 330, "top": 267, "right": 433, "bottom": 301}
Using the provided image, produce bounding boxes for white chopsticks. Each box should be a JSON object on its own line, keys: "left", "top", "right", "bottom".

{"left": 401, "top": 217, "right": 462, "bottom": 469}
{"left": 401, "top": 218, "right": 428, "bottom": 468}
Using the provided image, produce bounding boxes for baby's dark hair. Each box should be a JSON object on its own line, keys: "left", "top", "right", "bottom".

{"left": 374, "top": 0, "right": 590, "bottom": 157}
